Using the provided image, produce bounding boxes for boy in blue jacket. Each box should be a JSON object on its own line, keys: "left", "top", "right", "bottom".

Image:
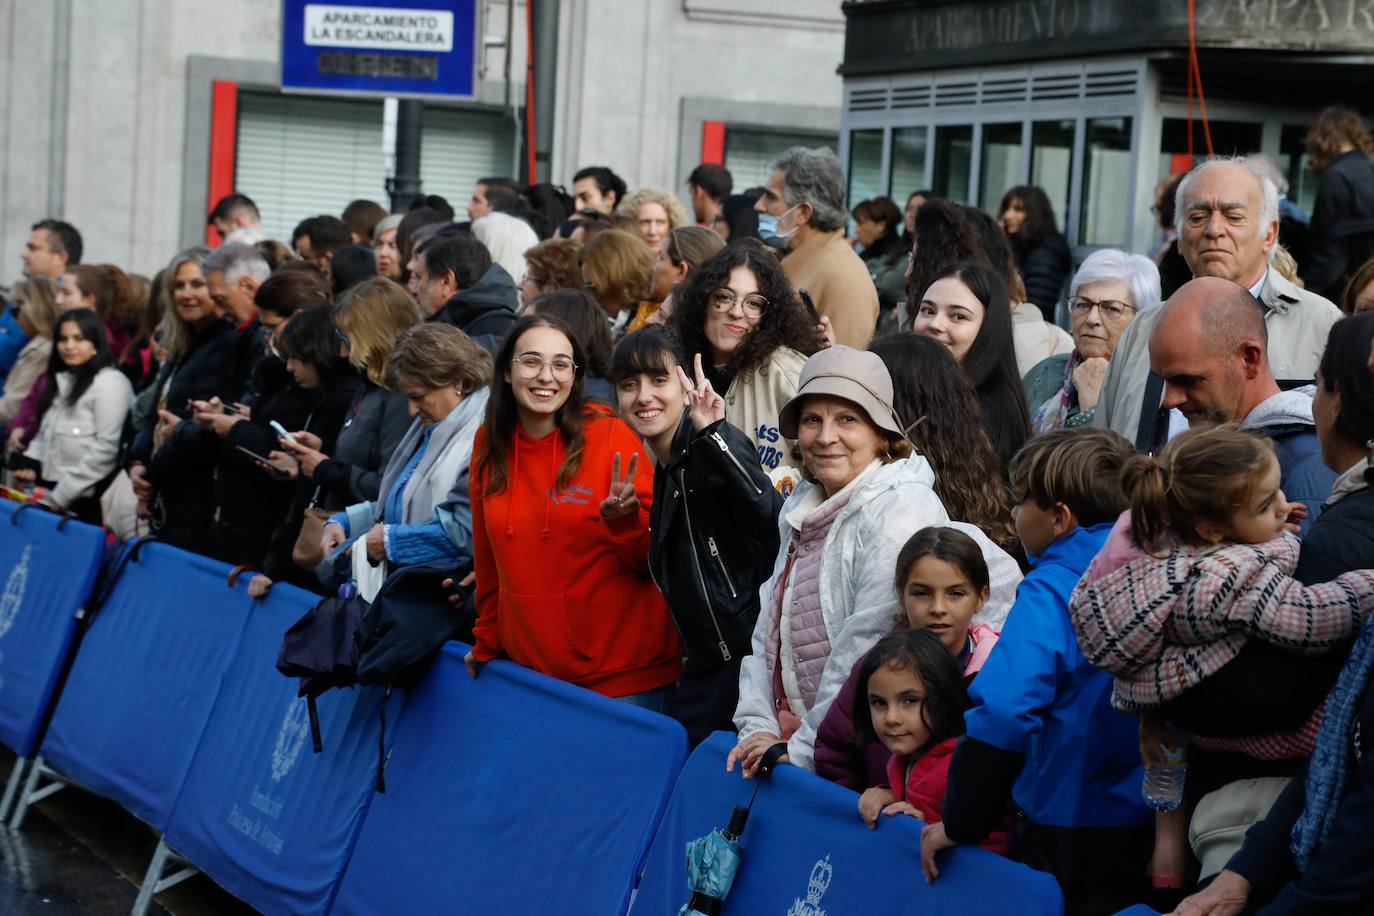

{"left": 921, "top": 428, "right": 1151, "bottom": 915}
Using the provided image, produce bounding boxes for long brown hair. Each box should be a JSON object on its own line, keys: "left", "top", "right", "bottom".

{"left": 870, "top": 333, "right": 1017, "bottom": 552}
{"left": 476, "top": 314, "right": 591, "bottom": 497}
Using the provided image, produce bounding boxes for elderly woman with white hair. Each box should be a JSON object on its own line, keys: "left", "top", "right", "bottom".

{"left": 472, "top": 211, "right": 540, "bottom": 286}
{"left": 1022, "top": 248, "right": 1161, "bottom": 432}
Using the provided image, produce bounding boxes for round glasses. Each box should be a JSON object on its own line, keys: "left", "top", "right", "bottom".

{"left": 709, "top": 289, "right": 768, "bottom": 319}
{"left": 511, "top": 354, "right": 578, "bottom": 381}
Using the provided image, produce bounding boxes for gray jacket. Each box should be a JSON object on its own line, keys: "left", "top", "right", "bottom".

{"left": 1096, "top": 269, "right": 1343, "bottom": 442}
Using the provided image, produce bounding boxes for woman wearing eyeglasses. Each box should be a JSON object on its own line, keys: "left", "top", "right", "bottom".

{"left": 1022, "top": 249, "right": 1160, "bottom": 434}
{"left": 463, "top": 313, "right": 681, "bottom": 707}
{"left": 667, "top": 242, "right": 823, "bottom": 481}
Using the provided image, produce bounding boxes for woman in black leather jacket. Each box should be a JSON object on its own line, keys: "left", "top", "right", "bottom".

{"left": 611, "top": 326, "right": 782, "bottom": 746}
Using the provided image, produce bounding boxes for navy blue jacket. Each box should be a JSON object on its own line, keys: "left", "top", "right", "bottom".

{"left": 1296, "top": 485, "right": 1374, "bottom": 587}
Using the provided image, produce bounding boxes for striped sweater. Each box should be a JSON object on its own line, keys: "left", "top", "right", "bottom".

{"left": 1069, "top": 534, "right": 1374, "bottom": 711}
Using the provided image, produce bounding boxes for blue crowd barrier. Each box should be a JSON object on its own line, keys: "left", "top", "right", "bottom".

{"left": 156, "top": 580, "right": 398, "bottom": 916}
{"left": 0, "top": 509, "right": 105, "bottom": 756}
{"left": 0, "top": 508, "right": 105, "bottom": 819}
{"left": 332, "top": 644, "right": 688, "bottom": 916}
{"left": 633, "top": 732, "right": 1065, "bottom": 915}
{"left": 29, "top": 542, "right": 254, "bottom": 830}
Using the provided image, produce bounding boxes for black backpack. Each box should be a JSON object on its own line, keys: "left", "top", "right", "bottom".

{"left": 276, "top": 557, "right": 475, "bottom": 790}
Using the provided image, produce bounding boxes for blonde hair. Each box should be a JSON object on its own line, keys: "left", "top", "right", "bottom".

{"left": 1121, "top": 424, "right": 1275, "bottom": 549}
{"left": 159, "top": 247, "right": 211, "bottom": 358}
{"left": 614, "top": 187, "right": 692, "bottom": 237}
{"left": 335, "top": 276, "right": 422, "bottom": 387}
{"left": 11, "top": 277, "right": 60, "bottom": 338}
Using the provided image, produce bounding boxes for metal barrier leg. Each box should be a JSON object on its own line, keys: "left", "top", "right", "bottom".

{"left": 8, "top": 756, "right": 66, "bottom": 829}
{"left": 0, "top": 756, "right": 27, "bottom": 823}
{"left": 131, "top": 838, "right": 199, "bottom": 916}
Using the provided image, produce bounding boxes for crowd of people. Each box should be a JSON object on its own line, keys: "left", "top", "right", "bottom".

{"left": 5, "top": 102, "right": 1374, "bottom": 915}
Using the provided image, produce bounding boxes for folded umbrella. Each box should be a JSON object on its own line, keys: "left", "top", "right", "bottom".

{"left": 679, "top": 805, "right": 749, "bottom": 916}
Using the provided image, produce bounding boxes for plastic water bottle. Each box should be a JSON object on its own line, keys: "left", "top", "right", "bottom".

{"left": 1142, "top": 740, "right": 1187, "bottom": 812}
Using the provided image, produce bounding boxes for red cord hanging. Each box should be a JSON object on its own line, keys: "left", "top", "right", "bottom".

{"left": 1186, "top": 0, "right": 1215, "bottom": 160}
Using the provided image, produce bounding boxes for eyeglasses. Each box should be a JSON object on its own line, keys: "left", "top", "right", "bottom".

{"left": 709, "top": 289, "right": 768, "bottom": 319}
{"left": 511, "top": 354, "right": 578, "bottom": 380}
{"left": 1068, "top": 296, "right": 1136, "bottom": 321}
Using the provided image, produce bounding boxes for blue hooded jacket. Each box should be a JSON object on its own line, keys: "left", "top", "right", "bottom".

{"left": 964, "top": 522, "right": 1148, "bottom": 829}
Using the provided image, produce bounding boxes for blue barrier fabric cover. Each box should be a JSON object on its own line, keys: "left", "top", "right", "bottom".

{"left": 634, "top": 732, "right": 1066, "bottom": 916}
{"left": 0, "top": 511, "right": 104, "bottom": 756}
{"left": 162, "top": 581, "right": 396, "bottom": 916}
{"left": 38, "top": 543, "right": 253, "bottom": 830}
{"left": 333, "top": 644, "right": 688, "bottom": 916}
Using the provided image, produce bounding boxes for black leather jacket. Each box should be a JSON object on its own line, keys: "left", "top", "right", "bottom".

{"left": 648, "top": 417, "right": 782, "bottom": 672}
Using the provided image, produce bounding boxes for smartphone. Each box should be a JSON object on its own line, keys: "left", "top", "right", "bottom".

{"left": 235, "top": 445, "right": 293, "bottom": 478}
{"left": 269, "top": 420, "right": 298, "bottom": 445}
{"left": 798, "top": 288, "right": 821, "bottom": 325}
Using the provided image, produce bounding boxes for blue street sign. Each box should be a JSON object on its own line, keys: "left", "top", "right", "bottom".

{"left": 282, "top": 0, "right": 479, "bottom": 100}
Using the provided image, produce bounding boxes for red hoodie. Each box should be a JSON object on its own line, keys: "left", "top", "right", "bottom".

{"left": 469, "top": 412, "right": 682, "bottom": 697}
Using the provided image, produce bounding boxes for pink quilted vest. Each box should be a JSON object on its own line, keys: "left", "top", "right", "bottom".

{"left": 765, "top": 488, "right": 853, "bottom": 720}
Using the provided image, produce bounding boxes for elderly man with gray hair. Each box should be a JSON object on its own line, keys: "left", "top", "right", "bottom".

{"left": 755, "top": 146, "right": 879, "bottom": 348}
{"left": 1095, "top": 155, "right": 1343, "bottom": 449}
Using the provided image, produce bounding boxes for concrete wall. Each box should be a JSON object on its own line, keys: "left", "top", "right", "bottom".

{"left": 553, "top": 0, "right": 844, "bottom": 195}
{"left": 0, "top": 0, "right": 845, "bottom": 280}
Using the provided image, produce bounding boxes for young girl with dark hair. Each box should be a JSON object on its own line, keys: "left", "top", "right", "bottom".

{"left": 465, "top": 314, "right": 681, "bottom": 706}
{"left": 998, "top": 185, "right": 1071, "bottom": 320}
{"left": 849, "top": 629, "right": 1006, "bottom": 853}
{"left": 668, "top": 242, "right": 822, "bottom": 476}
{"left": 610, "top": 325, "right": 782, "bottom": 744}
{"left": 913, "top": 262, "right": 1031, "bottom": 472}
{"left": 18, "top": 309, "right": 133, "bottom": 523}
{"left": 815, "top": 526, "right": 1007, "bottom": 791}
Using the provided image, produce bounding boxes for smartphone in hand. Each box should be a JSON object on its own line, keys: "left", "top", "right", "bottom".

{"left": 235, "top": 445, "right": 293, "bottom": 478}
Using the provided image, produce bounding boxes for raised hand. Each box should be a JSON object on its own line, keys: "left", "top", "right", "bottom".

{"left": 599, "top": 451, "right": 641, "bottom": 519}
{"left": 676, "top": 353, "right": 726, "bottom": 432}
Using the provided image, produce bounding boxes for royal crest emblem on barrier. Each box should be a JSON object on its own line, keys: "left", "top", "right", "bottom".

{"left": 785, "top": 854, "right": 832, "bottom": 916}
{"left": 0, "top": 544, "right": 32, "bottom": 641}
{"left": 270, "top": 697, "right": 312, "bottom": 782}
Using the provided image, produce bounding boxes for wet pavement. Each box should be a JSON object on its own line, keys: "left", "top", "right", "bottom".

{"left": 0, "top": 750, "right": 256, "bottom": 915}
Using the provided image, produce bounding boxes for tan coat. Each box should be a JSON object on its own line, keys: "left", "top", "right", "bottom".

{"left": 782, "top": 230, "right": 879, "bottom": 349}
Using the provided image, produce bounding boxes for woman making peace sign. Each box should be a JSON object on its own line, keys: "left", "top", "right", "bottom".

{"left": 465, "top": 314, "right": 682, "bottom": 708}
{"left": 611, "top": 327, "right": 783, "bottom": 744}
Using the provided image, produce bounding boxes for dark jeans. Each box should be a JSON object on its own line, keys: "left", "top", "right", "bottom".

{"left": 668, "top": 657, "right": 744, "bottom": 748}
{"left": 1011, "top": 818, "right": 1153, "bottom": 916}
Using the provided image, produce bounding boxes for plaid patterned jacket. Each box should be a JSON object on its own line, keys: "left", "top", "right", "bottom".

{"left": 1069, "top": 534, "right": 1374, "bottom": 711}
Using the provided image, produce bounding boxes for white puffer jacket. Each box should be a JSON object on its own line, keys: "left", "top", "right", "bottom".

{"left": 25, "top": 366, "right": 133, "bottom": 508}
{"left": 733, "top": 454, "right": 1022, "bottom": 771}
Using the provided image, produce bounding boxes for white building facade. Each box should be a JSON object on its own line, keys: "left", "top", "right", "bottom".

{"left": 0, "top": 0, "right": 846, "bottom": 278}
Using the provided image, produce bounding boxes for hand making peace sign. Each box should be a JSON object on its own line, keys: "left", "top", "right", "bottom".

{"left": 676, "top": 352, "right": 726, "bottom": 432}
{"left": 599, "top": 451, "right": 641, "bottom": 519}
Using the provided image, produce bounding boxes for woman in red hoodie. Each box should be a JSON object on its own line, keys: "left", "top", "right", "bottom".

{"left": 464, "top": 313, "right": 681, "bottom": 708}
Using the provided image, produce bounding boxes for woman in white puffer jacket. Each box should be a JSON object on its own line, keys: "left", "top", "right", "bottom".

{"left": 727, "top": 346, "right": 1021, "bottom": 776}
{"left": 20, "top": 309, "right": 133, "bottom": 523}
